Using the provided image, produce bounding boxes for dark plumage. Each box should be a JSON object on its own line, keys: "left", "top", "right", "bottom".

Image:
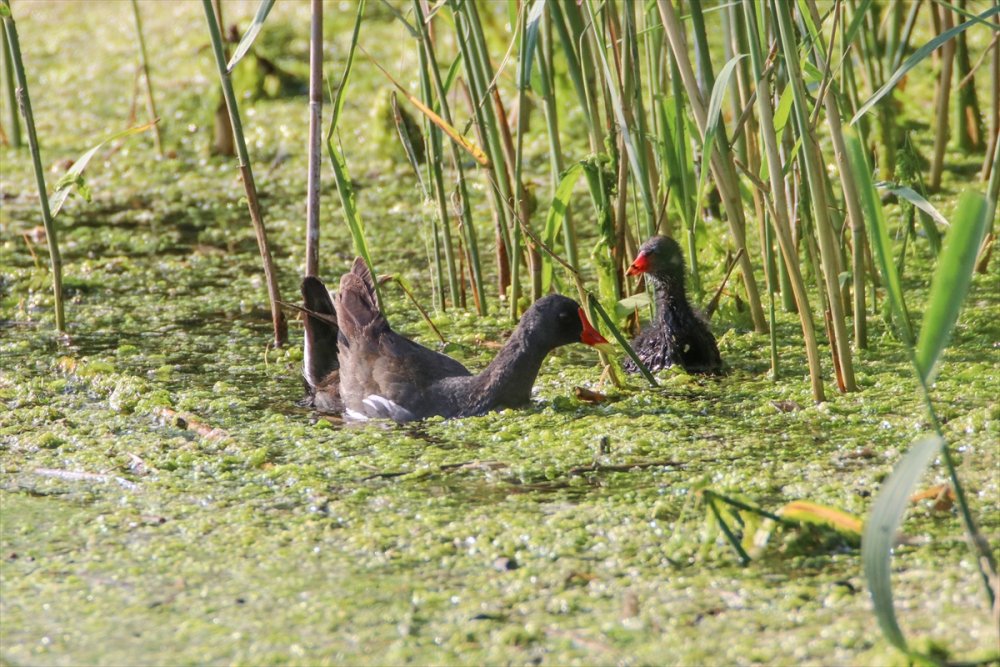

{"left": 623, "top": 236, "right": 723, "bottom": 375}
{"left": 301, "top": 258, "right": 608, "bottom": 422}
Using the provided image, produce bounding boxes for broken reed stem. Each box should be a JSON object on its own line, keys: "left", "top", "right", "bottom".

{"left": 304, "top": 0, "right": 322, "bottom": 277}
{"left": 201, "top": 0, "right": 287, "bottom": 346}
{"left": 129, "top": 0, "right": 163, "bottom": 157}
{"left": 1, "top": 0, "right": 64, "bottom": 333}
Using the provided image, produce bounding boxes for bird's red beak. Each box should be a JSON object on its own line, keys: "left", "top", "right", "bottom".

{"left": 626, "top": 251, "right": 650, "bottom": 276}
{"left": 578, "top": 308, "right": 610, "bottom": 347}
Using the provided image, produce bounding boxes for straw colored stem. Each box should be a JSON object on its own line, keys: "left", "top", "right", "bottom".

{"left": 742, "top": 0, "right": 826, "bottom": 402}
{"left": 201, "top": 0, "right": 287, "bottom": 347}
{"left": 773, "top": 0, "right": 856, "bottom": 392}
{"left": 130, "top": 0, "right": 163, "bottom": 157}
{"left": 657, "top": 0, "right": 768, "bottom": 334}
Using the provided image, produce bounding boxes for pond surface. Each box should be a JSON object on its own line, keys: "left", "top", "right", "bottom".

{"left": 1, "top": 2, "right": 998, "bottom": 664}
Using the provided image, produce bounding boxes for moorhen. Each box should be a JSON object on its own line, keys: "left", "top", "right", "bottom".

{"left": 301, "top": 258, "right": 609, "bottom": 422}
{"left": 623, "top": 235, "right": 723, "bottom": 375}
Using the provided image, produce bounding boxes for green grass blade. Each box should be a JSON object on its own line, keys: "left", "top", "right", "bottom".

{"left": 844, "top": 130, "right": 914, "bottom": 345}
{"left": 328, "top": 138, "right": 379, "bottom": 308}
{"left": 862, "top": 435, "right": 942, "bottom": 653}
{"left": 225, "top": 0, "right": 276, "bottom": 73}
{"left": 840, "top": 0, "right": 874, "bottom": 53}
{"left": 50, "top": 120, "right": 158, "bottom": 218}
{"left": 915, "top": 193, "right": 988, "bottom": 384}
{"left": 328, "top": 0, "right": 366, "bottom": 139}
{"left": 851, "top": 5, "right": 1000, "bottom": 125}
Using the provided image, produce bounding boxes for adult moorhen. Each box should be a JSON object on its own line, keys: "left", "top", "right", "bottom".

{"left": 623, "top": 235, "right": 723, "bottom": 375}
{"left": 301, "top": 258, "right": 609, "bottom": 422}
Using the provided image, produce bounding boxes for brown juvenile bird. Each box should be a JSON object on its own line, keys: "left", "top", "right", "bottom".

{"left": 623, "top": 235, "right": 723, "bottom": 375}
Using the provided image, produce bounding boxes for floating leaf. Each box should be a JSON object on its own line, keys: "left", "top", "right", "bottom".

{"left": 915, "top": 192, "right": 988, "bottom": 384}
{"left": 779, "top": 500, "right": 863, "bottom": 539}
{"left": 862, "top": 435, "right": 942, "bottom": 653}
{"left": 225, "top": 0, "right": 276, "bottom": 73}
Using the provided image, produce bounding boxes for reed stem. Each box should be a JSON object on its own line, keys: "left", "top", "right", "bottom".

{"left": 1, "top": 0, "right": 64, "bottom": 333}
{"left": 304, "top": 0, "right": 322, "bottom": 277}
{"left": 201, "top": 0, "right": 287, "bottom": 347}
{"left": 129, "top": 0, "right": 163, "bottom": 158}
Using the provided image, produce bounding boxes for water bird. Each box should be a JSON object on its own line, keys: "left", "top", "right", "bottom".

{"left": 623, "top": 235, "right": 723, "bottom": 375}
{"left": 301, "top": 258, "right": 609, "bottom": 422}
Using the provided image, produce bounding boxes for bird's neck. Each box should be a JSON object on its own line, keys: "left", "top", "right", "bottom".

{"left": 652, "top": 276, "right": 693, "bottom": 324}
{"left": 475, "top": 324, "right": 551, "bottom": 408}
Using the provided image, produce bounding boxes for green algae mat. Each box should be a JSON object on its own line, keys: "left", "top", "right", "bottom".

{"left": 2, "top": 2, "right": 998, "bottom": 665}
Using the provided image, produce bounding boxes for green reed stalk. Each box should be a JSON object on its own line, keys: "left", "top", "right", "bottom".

{"left": 537, "top": 10, "right": 579, "bottom": 273}
{"left": 657, "top": 0, "right": 768, "bottom": 334}
{"left": 804, "top": 0, "right": 868, "bottom": 349}
{"left": 129, "top": 0, "right": 163, "bottom": 158}
{"left": 514, "top": 3, "right": 541, "bottom": 301}
{"left": 1, "top": 21, "right": 21, "bottom": 148}
{"left": 417, "top": 1, "right": 486, "bottom": 315}
{"left": 415, "top": 45, "right": 453, "bottom": 310}
{"left": 448, "top": 0, "right": 515, "bottom": 314}
{"left": 742, "top": 0, "right": 826, "bottom": 402}
{"left": 773, "top": 0, "right": 856, "bottom": 392}
{"left": 1, "top": 0, "right": 64, "bottom": 332}
{"left": 201, "top": 0, "right": 286, "bottom": 347}
{"left": 304, "top": 0, "right": 321, "bottom": 277}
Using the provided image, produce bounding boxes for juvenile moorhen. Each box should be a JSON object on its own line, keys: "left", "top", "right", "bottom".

{"left": 301, "top": 258, "right": 609, "bottom": 422}
{"left": 623, "top": 235, "right": 723, "bottom": 375}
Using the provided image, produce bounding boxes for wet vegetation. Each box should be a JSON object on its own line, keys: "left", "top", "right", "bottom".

{"left": 1, "top": 1, "right": 998, "bottom": 664}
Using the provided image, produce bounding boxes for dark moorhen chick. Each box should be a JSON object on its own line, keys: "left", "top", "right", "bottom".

{"left": 623, "top": 235, "right": 723, "bottom": 375}
{"left": 301, "top": 258, "right": 609, "bottom": 422}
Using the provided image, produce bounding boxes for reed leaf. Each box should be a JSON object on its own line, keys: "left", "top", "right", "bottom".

{"left": 50, "top": 120, "right": 158, "bottom": 218}
{"left": 587, "top": 293, "right": 658, "bottom": 387}
{"left": 874, "top": 183, "right": 950, "bottom": 230}
{"left": 697, "top": 54, "right": 746, "bottom": 218}
{"left": 851, "top": 5, "right": 1000, "bottom": 125}
{"left": 520, "top": 0, "right": 546, "bottom": 90}
{"left": 540, "top": 161, "right": 585, "bottom": 294}
{"left": 915, "top": 192, "right": 988, "bottom": 384}
{"left": 362, "top": 46, "right": 490, "bottom": 168}
{"left": 844, "top": 130, "right": 914, "bottom": 345}
{"left": 226, "top": 0, "right": 276, "bottom": 73}
{"left": 328, "top": 0, "right": 365, "bottom": 141}
{"left": 862, "top": 435, "right": 943, "bottom": 653}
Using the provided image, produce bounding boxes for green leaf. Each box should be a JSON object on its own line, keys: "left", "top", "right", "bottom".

{"left": 520, "top": 0, "right": 546, "bottom": 90}
{"left": 844, "top": 130, "right": 914, "bottom": 345}
{"left": 862, "top": 435, "right": 942, "bottom": 653}
{"left": 772, "top": 85, "right": 795, "bottom": 135}
{"left": 614, "top": 292, "right": 651, "bottom": 319}
{"left": 540, "top": 162, "right": 585, "bottom": 293}
{"left": 0, "top": 3, "right": 11, "bottom": 18}
{"left": 840, "top": 0, "right": 875, "bottom": 52}
{"left": 875, "top": 183, "right": 949, "bottom": 230}
{"left": 696, "top": 54, "right": 747, "bottom": 217}
{"left": 50, "top": 120, "right": 158, "bottom": 218}
{"left": 851, "top": 5, "right": 1000, "bottom": 125}
{"left": 915, "top": 193, "right": 988, "bottom": 384}
{"left": 225, "top": 0, "right": 276, "bottom": 73}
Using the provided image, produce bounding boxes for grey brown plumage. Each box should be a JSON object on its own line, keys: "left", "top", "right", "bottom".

{"left": 301, "top": 258, "right": 608, "bottom": 422}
